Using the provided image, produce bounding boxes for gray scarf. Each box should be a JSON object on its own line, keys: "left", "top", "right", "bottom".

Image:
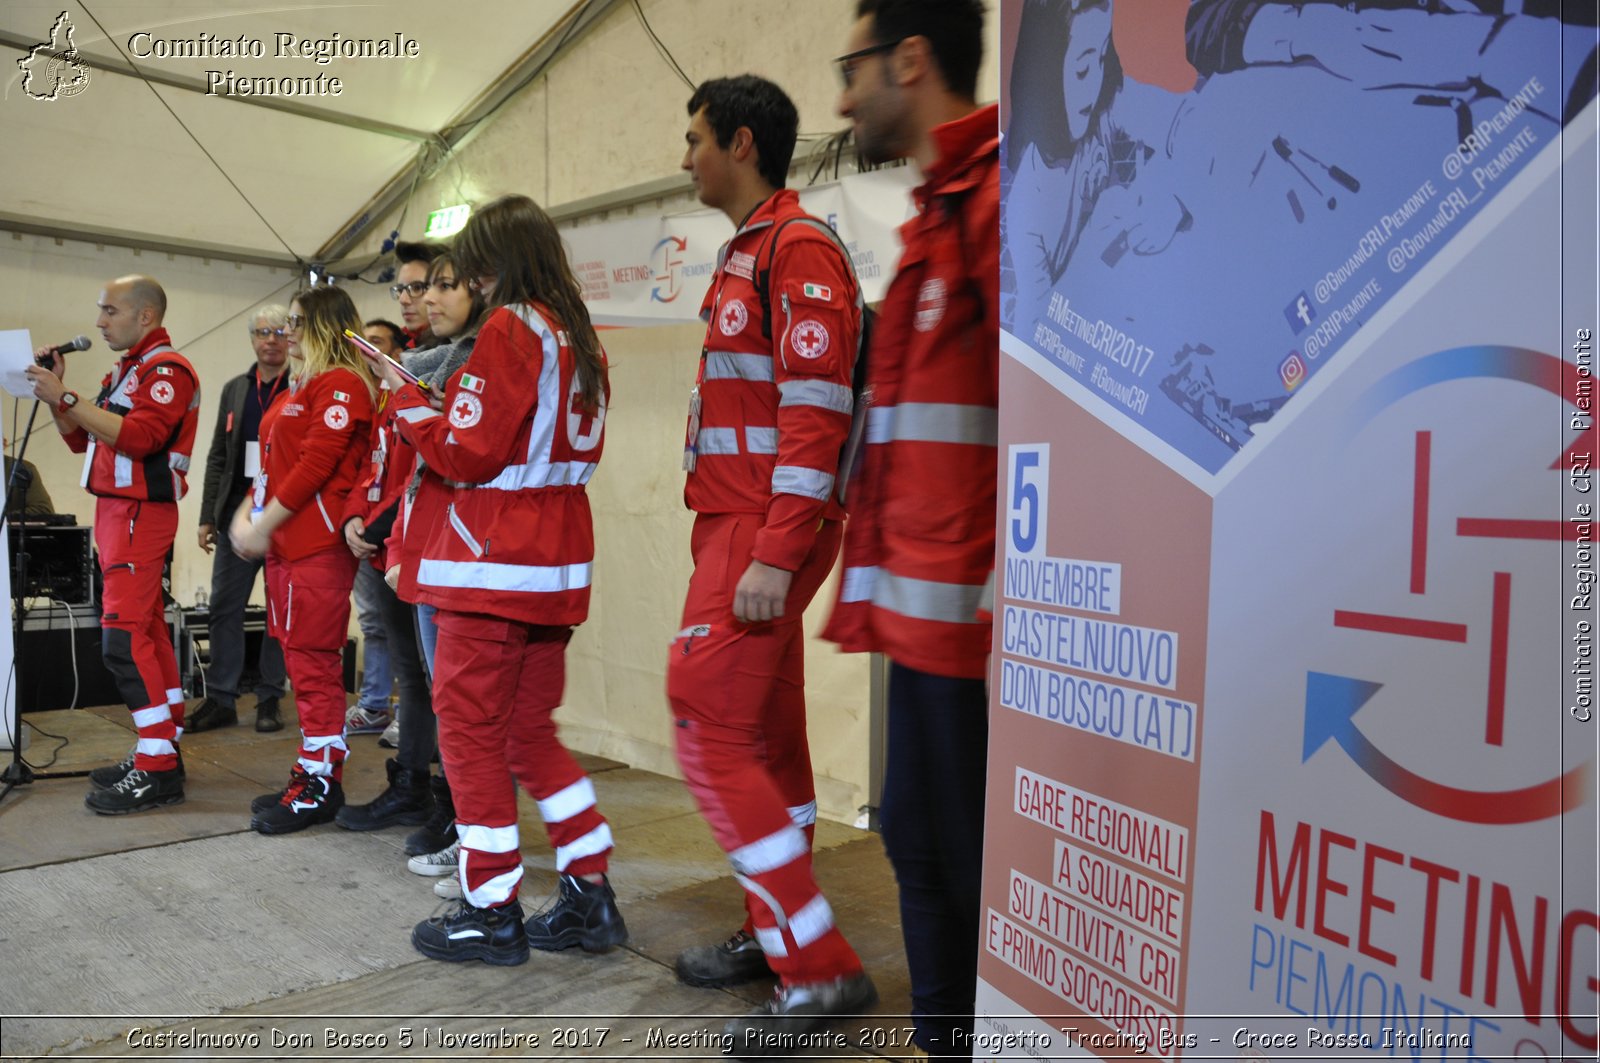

{"left": 404, "top": 334, "right": 475, "bottom": 499}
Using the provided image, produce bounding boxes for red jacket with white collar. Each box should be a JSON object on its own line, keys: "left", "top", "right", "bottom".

{"left": 256, "top": 367, "right": 375, "bottom": 562}
{"left": 686, "top": 189, "right": 860, "bottom": 572}
{"left": 390, "top": 302, "right": 606, "bottom": 627}
{"left": 65, "top": 328, "right": 199, "bottom": 503}
{"left": 823, "top": 105, "right": 1001, "bottom": 680}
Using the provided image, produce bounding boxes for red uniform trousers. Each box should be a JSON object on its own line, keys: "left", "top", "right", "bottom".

{"left": 265, "top": 547, "right": 358, "bottom": 778}
{"left": 430, "top": 610, "right": 613, "bottom": 909}
{"left": 95, "top": 497, "right": 183, "bottom": 772}
{"left": 667, "top": 512, "right": 860, "bottom": 985}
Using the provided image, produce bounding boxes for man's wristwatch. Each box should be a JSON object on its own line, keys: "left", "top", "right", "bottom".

{"left": 57, "top": 391, "right": 80, "bottom": 414}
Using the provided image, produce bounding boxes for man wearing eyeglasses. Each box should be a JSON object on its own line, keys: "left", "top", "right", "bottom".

{"left": 388, "top": 241, "right": 438, "bottom": 348}
{"left": 825, "top": 1, "right": 998, "bottom": 1058}
{"left": 190, "top": 304, "right": 291, "bottom": 734}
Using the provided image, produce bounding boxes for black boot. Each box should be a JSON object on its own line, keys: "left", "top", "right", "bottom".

{"left": 84, "top": 767, "right": 185, "bottom": 815}
{"left": 335, "top": 757, "right": 433, "bottom": 831}
{"left": 524, "top": 873, "right": 628, "bottom": 953}
{"left": 89, "top": 744, "right": 185, "bottom": 790}
{"left": 404, "top": 773, "right": 456, "bottom": 856}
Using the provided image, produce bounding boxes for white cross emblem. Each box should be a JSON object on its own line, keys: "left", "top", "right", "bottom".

{"left": 324, "top": 404, "right": 349, "bottom": 430}
{"left": 790, "top": 319, "right": 830, "bottom": 360}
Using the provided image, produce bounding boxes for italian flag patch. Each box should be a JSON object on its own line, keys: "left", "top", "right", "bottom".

{"left": 460, "top": 373, "right": 486, "bottom": 394}
{"left": 802, "top": 283, "right": 832, "bottom": 301}
{"left": 333, "top": 390, "right": 350, "bottom": 402}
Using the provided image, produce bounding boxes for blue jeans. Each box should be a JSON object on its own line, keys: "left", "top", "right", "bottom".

{"left": 415, "top": 602, "right": 439, "bottom": 678}
{"left": 351, "top": 562, "right": 392, "bottom": 710}
{"left": 881, "top": 661, "right": 989, "bottom": 1059}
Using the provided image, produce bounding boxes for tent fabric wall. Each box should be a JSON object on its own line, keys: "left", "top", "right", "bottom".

{"left": 1, "top": 0, "right": 1003, "bottom": 824}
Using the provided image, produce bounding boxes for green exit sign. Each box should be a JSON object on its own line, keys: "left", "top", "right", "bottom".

{"left": 424, "top": 204, "right": 471, "bottom": 239}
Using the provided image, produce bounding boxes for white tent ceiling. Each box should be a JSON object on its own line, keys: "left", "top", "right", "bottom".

{"left": 0, "top": 1, "right": 605, "bottom": 268}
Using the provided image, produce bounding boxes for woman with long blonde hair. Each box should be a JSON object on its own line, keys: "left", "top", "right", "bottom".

{"left": 231, "top": 285, "right": 376, "bottom": 834}
{"left": 362, "top": 194, "right": 624, "bottom": 965}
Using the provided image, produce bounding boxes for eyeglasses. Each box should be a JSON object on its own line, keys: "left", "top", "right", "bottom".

{"left": 250, "top": 327, "right": 286, "bottom": 338}
{"left": 834, "top": 38, "right": 902, "bottom": 88}
{"left": 285, "top": 314, "right": 305, "bottom": 329}
{"left": 390, "top": 281, "right": 429, "bottom": 300}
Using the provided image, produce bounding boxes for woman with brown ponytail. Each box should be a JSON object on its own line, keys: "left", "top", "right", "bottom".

{"left": 362, "top": 194, "right": 626, "bottom": 966}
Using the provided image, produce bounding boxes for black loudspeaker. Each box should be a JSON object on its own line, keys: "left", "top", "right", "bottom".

{"left": 15, "top": 605, "right": 144, "bottom": 712}
{"left": 7, "top": 524, "right": 93, "bottom": 606}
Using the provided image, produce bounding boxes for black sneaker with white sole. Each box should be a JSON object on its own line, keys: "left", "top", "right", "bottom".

{"left": 250, "top": 768, "right": 343, "bottom": 835}
{"left": 84, "top": 767, "right": 185, "bottom": 815}
{"left": 412, "top": 899, "right": 529, "bottom": 966}
{"left": 89, "top": 746, "right": 185, "bottom": 790}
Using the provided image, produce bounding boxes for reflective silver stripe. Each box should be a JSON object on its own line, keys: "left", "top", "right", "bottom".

{"left": 114, "top": 452, "right": 134, "bottom": 488}
{"left": 696, "top": 427, "right": 740, "bottom": 455}
{"left": 478, "top": 458, "right": 596, "bottom": 491}
{"left": 395, "top": 406, "right": 441, "bottom": 424}
{"left": 417, "top": 557, "right": 592, "bottom": 593}
{"left": 786, "top": 800, "right": 817, "bottom": 829}
{"left": 447, "top": 504, "right": 483, "bottom": 557}
{"left": 136, "top": 738, "right": 176, "bottom": 757}
{"left": 840, "top": 566, "right": 878, "bottom": 604}
{"left": 315, "top": 492, "right": 336, "bottom": 534}
{"left": 744, "top": 426, "right": 778, "bottom": 455}
{"left": 132, "top": 705, "right": 171, "bottom": 728}
{"left": 789, "top": 893, "right": 836, "bottom": 949}
{"left": 771, "top": 465, "right": 834, "bottom": 501}
{"left": 538, "top": 777, "right": 596, "bottom": 823}
{"left": 704, "top": 351, "right": 775, "bottom": 383}
{"left": 459, "top": 823, "right": 520, "bottom": 853}
{"left": 778, "top": 379, "right": 852, "bottom": 414}
{"left": 555, "top": 822, "right": 614, "bottom": 872}
{"left": 866, "top": 406, "right": 893, "bottom": 445}
{"left": 729, "top": 824, "right": 808, "bottom": 876}
{"left": 736, "top": 872, "right": 791, "bottom": 933}
{"left": 889, "top": 402, "right": 998, "bottom": 446}
{"left": 301, "top": 733, "right": 347, "bottom": 754}
{"left": 873, "top": 570, "right": 988, "bottom": 625}
{"left": 168, "top": 453, "right": 191, "bottom": 472}
{"left": 753, "top": 925, "right": 789, "bottom": 957}
{"left": 464, "top": 865, "right": 523, "bottom": 909}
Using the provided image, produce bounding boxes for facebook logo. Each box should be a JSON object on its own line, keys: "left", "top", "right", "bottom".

{"left": 1283, "top": 291, "right": 1317, "bottom": 334}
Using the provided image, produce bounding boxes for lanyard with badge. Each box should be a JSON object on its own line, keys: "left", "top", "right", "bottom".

{"left": 244, "top": 368, "right": 286, "bottom": 479}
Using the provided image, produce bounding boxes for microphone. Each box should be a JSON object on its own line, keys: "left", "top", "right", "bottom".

{"left": 35, "top": 335, "right": 91, "bottom": 366}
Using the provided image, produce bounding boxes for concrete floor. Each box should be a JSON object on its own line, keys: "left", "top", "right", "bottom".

{"left": 0, "top": 698, "right": 915, "bottom": 1061}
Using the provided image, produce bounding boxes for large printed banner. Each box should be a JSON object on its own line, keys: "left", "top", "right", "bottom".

{"left": 559, "top": 168, "right": 916, "bottom": 327}
{"left": 980, "top": 2, "right": 1598, "bottom": 1060}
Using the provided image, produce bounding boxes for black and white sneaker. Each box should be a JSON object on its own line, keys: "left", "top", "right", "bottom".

{"left": 84, "top": 767, "right": 185, "bottom": 815}
{"left": 89, "top": 746, "right": 184, "bottom": 790}
{"left": 676, "top": 927, "right": 773, "bottom": 986}
{"left": 412, "top": 899, "right": 529, "bottom": 966}
{"left": 250, "top": 768, "right": 343, "bottom": 835}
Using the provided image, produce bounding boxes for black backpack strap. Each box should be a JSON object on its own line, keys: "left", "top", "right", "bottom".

{"left": 754, "top": 216, "right": 864, "bottom": 340}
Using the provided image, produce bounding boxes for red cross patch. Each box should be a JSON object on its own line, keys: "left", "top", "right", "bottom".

{"left": 789, "top": 318, "right": 831, "bottom": 360}
{"left": 449, "top": 392, "right": 483, "bottom": 429}
{"left": 149, "top": 380, "right": 175, "bottom": 405}
{"left": 323, "top": 404, "right": 349, "bottom": 430}
{"left": 719, "top": 299, "right": 749, "bottom": 336}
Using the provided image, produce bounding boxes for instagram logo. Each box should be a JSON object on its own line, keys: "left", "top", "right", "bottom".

{"left": 1279, "top": 352, "right": 1308, "bottom": 392}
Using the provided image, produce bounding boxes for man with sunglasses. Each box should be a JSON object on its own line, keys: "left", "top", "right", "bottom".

{"left": 191, "top": 304, "right": 292, "bottom": 734}
{"left": 826, "top": 1, "right": 999, "bottom": 1057}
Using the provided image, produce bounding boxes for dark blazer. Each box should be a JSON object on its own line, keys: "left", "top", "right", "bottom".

{"left": 198, "top": 369, "right": 255, "bottom": 528}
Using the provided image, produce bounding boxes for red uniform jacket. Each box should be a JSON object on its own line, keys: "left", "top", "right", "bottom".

{"left": 823, "top": 105, "right": 1001, "bottom": 680}
{"left": 687, "top": 189, "right": 860, "bottom": 572}
{"left": 391, "top": 302, "right": 606, "bottom": 627}
{"left": 256, "top": 367, "right": 375, "bottom": 561}
{"left": 340, "top": 388, "right": 416, "bottom": 571}
{"left": 65, "top": 328, "right": 199, "bottom": 503}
